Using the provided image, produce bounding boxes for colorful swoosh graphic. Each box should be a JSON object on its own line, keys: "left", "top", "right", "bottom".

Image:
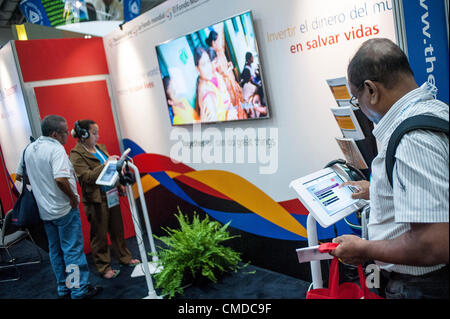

{"left": 123, "top": 138, "right": 360, "bottom": 241}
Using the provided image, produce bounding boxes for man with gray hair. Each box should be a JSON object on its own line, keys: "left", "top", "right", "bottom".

{"left": 17, "top": 115, "right": 102, "bottom": 299}
{"left": 330, "top": 38, "right": 448, "bottom": 299}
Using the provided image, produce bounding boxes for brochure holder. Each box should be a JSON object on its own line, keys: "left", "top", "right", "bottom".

{"left": 117, "top": 151, "right": 161, "bottom": 299}
{"left": 326, "top": 77, "right": 378, "bottom": 179}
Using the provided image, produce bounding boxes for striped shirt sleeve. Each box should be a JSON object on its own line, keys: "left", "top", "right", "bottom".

{"left": 393, "top": 129, "right": 449, "bottom": 223}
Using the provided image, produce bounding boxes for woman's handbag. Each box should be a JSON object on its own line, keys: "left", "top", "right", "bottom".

{"left": 306, "top": 243, "right": 383, "bottom": 299}
{"left": 11, "top": 144, "right": 41, "bottom": 228}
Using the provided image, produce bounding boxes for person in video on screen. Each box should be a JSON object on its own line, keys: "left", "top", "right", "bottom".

{"left": 69, "top": 120, "right": 140, "bottom": 279}
{"left": 243, "top": 51, "right": 261, "bottom": 87}
{"left": 163, "top": 75, "right": 200, "bottom": 125}
{"left": 16, "top": 115, "right": 102, "bottom": 299}
{"left": 249, "top": 89, "right": 267, "bottom": 118}
{"left": 206, "top": 29, "right": 244, "bottom": 108}
{"left": 329, "top": 38, "right": 449, "bottom": 299}
{"left": 206, "top": 47, "right": 247, "bottom": 120}
{"left": 240, "top": 69, "right": 267, "bottom": 118}
{"left": 194, "top": 46, "right": 238, "bottom": 122}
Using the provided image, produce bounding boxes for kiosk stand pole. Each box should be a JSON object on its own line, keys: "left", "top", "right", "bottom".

{"left": 125, "top": 161, "right": 161, "bottom": 278}
{"left": 127, "top": 161, "right": 158, "bottom": 262}
{"left": 307, "top": 213, "right": 323, "bottom": 289}
{"left": 121, "top": 160, "right": 161, "bottom": 299}
{"left": 306, "top": 205, "right": 370, "bottom": 289}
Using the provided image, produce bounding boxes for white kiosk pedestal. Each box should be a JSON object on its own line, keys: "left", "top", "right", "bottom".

{"left": 305, "top": 206, "right": 369, "bottom": 289}
{"left": 122, "top": 160, "right": 162, "bottom": 299}
{"left": 306, "top": 213, "right": 324, "bottom": 289}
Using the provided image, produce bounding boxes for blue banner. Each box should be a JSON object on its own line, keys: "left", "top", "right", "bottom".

{"left": 403, "top": 0, "right": 449, "bottom": 103}
{"left": 19, "top": 0, "right": 51, "bottom": 26}
{"left": 123, "top": 0, "right": 141, "bottom": 22}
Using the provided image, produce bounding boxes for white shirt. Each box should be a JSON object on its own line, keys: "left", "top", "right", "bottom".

{"left": 369, "top": 82, "right": 449, "bottom": 275}
{"left": 17, "top": 136, "right": 79, "bottom": 221}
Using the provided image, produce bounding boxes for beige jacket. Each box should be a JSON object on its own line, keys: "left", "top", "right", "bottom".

{"left": 70, "top": 142, "right": 110, "bottom": 204}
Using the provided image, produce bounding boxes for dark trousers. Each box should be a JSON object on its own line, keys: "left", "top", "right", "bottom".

{"left": 380, "top": 265, "right": 449, "bottom": 299}
{"left": 84, "top": 196, "right": 132, "bottom": 275}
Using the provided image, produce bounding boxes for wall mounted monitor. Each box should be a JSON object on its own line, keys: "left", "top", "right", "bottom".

{"left": 156, "top": 10, "right": 270, "bottom": 126}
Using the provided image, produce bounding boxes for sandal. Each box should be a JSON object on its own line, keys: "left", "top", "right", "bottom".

{"left": 103, "top": 269, "right": 120, "bottom": 279}
{"left": 126, "top": 259, "right": 141, "bottom": 267}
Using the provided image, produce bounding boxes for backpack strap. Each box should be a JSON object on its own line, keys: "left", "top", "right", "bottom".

{"left": 21, "top": 141, "right": 34, "bottom": 185}
{"left": 385, "top": 115, "right": 449, "bottom": 188}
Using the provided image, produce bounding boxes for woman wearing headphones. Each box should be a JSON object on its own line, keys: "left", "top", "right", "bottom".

{"left": 69, "top": 120, "right": 140, "bottom": 279}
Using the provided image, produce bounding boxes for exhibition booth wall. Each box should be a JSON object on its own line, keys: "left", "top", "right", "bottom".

{"left": 101, "top": 0, "right": 397, "bottom": 278}
{"left": 2, "top": 0, "right": 446, "bottom": 280}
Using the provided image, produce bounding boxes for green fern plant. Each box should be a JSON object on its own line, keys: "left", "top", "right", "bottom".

{"left": 153, "top": 207, "right": 242, "bottom": 298}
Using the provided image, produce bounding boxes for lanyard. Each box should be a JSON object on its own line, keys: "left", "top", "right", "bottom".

{"left": 81, "top": 143, "right": 107, "bottom": 163}
{"left": 94, "top": 147, "right": 107, "bottom": 162}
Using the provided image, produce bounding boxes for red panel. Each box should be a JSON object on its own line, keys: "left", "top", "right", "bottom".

{"left": 34, "top": 80, "right": 135, "bottom": 253}
{"left": 15, "top": 38, "right": 109, "bottom": 82}
{"left": 34, "top": 81, "right": 119, "bottom": 157}
{"left": 0, "top": 144, "right": 14, "bottom": 214}
{"left": 278, "top": 198, "right": 309, "bottom": 215}
{"left": 133, "top": 153, "right": 195, "bottom": 174}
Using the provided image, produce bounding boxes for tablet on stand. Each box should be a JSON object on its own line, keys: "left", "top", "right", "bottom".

{"left": 289, "top": 167, "right": 367, "bottom": 228}
{"left": 290, "top": 167, "right": 368, "bottom": 289}
{"left": 95, "top": 148, "right": 132, "bottom": 187}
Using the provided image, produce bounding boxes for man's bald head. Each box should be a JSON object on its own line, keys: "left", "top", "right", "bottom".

{"left": 347, "top": 38, "right": 414, "bottom": 91}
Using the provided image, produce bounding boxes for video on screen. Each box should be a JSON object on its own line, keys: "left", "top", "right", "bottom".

{"left": 156, "top": 11, "right": 270, "bottom": 126}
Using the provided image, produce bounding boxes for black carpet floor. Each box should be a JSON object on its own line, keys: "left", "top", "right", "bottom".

{"left": 0, "top": 233, "right": 310, "bottom": 299}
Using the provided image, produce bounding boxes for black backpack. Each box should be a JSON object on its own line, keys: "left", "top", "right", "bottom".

{"left": 11, "top": 143, "right": 41, "bottom": 228}
{"left": 385, "top": 114, "right": 449, "bottom": 188}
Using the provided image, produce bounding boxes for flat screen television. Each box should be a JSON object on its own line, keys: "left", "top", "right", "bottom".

{"left": 156, "top": 11, "right": 270, "bottom": 126}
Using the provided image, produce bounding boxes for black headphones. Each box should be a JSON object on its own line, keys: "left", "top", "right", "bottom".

{"left": 324, "top": 158, "right": 367, "bottom": 181}
{"left": 118, "top": 164, "right": 136, "bottom": 186}
{"left": 73, "top": 121, "right": 90, "bottom": 139}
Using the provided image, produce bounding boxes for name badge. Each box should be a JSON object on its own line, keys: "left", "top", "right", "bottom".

{"left": 106, "top": 188, "right": 120, "bottom": 208}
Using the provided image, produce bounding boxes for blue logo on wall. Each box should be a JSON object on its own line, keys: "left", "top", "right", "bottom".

{"left": 124, "top": 0, "right": 141, "bottom": 22}
{"left": 403, "top": 0, "right": 449, "bottom": 103}
{"left": 19, "top": 0, "right": 51, "bottom": 26}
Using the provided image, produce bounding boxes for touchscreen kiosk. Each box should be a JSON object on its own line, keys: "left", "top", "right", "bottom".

{"left": 95, "top": 148, "right": 131, "bottom": 187}
{"left": 290, "top": 167, "right": 367, "bottom": 228}
{"left": 96, "top": 160, "right": 119, "bottom": 187}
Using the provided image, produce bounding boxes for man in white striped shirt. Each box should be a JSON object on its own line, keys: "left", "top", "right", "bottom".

{"left": 330, "top": 38, "right": 448, "bottom": 299}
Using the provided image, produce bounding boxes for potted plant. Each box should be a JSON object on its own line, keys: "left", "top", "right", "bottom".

{"left": 153, "top": 208, "right": 243, "bottom": 298}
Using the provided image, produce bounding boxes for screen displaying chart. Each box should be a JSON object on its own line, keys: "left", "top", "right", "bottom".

{"left": 304, "top": 171, "right": 357, "bottom": 216}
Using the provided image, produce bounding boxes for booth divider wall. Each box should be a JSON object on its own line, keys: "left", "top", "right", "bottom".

{"left": 12, "top": 38, "right": 136, "bottom": 254}
{"left": 0, "top": 41, "right": 33, "bottom": 215}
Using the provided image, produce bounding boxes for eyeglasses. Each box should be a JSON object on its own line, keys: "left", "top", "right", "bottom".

{"left": 349, "top": 82, "right": 366, "bottom": 108}
{"left": 349, "top": 95, "right": 360, "bottom": 108}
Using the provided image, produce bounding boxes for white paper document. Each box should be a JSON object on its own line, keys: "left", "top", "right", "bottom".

{"left": 330, "top": 106, "right": 365, "bottom": 140}
{"left": 296, "top": 245, "right": 334, "bottom": 263}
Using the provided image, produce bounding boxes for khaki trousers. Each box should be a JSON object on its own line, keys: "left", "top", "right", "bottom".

{"left": 84, "top": 194, "right": 132, "bottom": 275}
